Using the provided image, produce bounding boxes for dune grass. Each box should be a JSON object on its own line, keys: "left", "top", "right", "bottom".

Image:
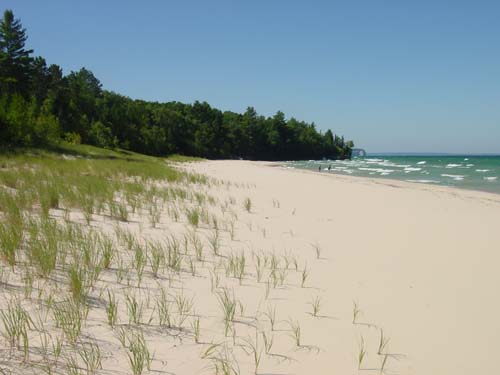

{"left": 126, "top": 330, "right": 153, "bottom": 375}
{"left": 377, "top": 329, "right": 390, "bottom": 355}
{"left": 0, "top": 299, "right": 32, "bottom": 358}
{"left": 288, "top": 319, "right": 301, "bottom": 347}
{"left": 309, "top": 296, "right": 322, "bottom": 317}
{"left": 358, "top": 336, "right": 366, "bottom": 370}
{"left": 217, "top": 289, "right": 237, "bottom": 336}
{"left": 264, "top": 305, "right": 277, "bottom": 331}
{"left": 0, "top": 145, "right": 211, "bottom": 372}
{"left": 243, "top": 198, "right": 252, "bottom": 213}
{"left": 0, "top": 143, "right": 396, "bottom": 374}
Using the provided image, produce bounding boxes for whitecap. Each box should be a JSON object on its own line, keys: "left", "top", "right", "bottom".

{"left": 484, "top": 177, "right": 498, "bottom": 181}
{"left": 446, "top": 164, "right": 461, "bottom": 168}
{"left": 406, "top": 179, "right": 440, "bottom": 184}
{"left": 476, "top": 169, "right": 490, "bottom": 172}
{"left": 404, "top": 167, "right": 422, "bottom": 172}
{"left": 416, "top": 161, "right": 426, "bottom": 165}
{"left": 358, "top": 167, "right": 395, "bottom": 173}
{"left": 441, "top": 174, "right": 465, "bottom": 181}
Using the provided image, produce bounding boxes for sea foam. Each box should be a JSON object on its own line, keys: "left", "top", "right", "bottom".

{"left": 404, "top": 167, "right": 422, "bottom": 172}
{"left": 406, "top": 179, "right": 440, "bottom": 184}
{"left": 441, "top": 174, "right": 465, "bottom": 181}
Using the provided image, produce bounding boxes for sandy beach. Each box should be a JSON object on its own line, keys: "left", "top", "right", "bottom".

{"left": 2, "top": 3, "right": 499, "bottom": 374}
{"left": 2, "top": 157, "right": 500, "bottom": 375}
{"left": 185, "top": 160, "right": 500, "bottom": 375}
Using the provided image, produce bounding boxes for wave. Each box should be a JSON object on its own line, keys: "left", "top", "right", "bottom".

{"left": 287, "top": 157, "right": 500, "bottom": 194}
{"left": 358, "top": 167, "right": 395, "bottom": 173}
{"left": 406, "top": 179, "right": 440, "bottom": 184}
{"left": 441, "top": 174, "right": 465, "bottom": 181}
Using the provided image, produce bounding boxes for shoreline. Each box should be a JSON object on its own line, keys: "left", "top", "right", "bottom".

{"left": 264, "top": 161, "right": 500, "bottom": 203}
{"left": 187, "top": 159, "right": 500, "bottom": 375}
{"left": 2, "top": 154, "right": 500, "bottom": 375}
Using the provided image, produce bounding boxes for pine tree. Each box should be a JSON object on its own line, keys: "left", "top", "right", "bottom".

{"left": 0, "top": 9, "right": 33, "bottom": 95}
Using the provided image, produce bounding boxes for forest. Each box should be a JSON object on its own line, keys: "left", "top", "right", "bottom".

{"left": 0, "top": 9, "right": 353, "bottom": 160}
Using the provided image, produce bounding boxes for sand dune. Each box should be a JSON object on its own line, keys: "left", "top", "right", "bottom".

{"left": 2, "top": 158, "right": 500, "bottom": 375}
{"left": 187, "top": 160, "right": 500, "bottom": 375}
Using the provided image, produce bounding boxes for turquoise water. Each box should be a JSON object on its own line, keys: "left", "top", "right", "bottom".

{"left": 285, "top": 155, "right": 500, "bottom": 194}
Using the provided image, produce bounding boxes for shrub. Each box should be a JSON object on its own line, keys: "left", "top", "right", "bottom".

{"left": 64, "top": 132, "right": 81, "bottom": 145}
{"left": 88, "top": 121, "right": 115, "bottom": 148}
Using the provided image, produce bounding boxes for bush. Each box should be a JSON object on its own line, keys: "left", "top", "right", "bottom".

{"left": 0, "top": 95, "right": 60, "bottom": 147}
{"left": 64, "top": 132, "right": 81, "bottom": 145}
{"left": 33, "top": 98, "right": 60, "bottom": 145}
{"left": 89, "top": 121, "right": 115, "bottom": 148}
{"left": 33, "top": 112, "right": 60, "bottom": 145}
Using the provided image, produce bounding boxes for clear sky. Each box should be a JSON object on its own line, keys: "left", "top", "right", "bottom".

{"left": 4, "top": 1, "right": 500, "bottom": 153}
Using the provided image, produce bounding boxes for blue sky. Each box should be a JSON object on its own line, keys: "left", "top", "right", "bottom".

{"left": 4, "top": 1, "right": 500, "bottom": 153}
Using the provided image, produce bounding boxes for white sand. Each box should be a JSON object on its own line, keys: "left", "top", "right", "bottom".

{"left": 186, "top": 160, "right": 500, "bottom": 375}
{"left": 2, "top": 159, "right": 500, "bottom": 375}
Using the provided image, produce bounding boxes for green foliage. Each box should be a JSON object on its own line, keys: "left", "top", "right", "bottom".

{"left": 27, "top": 218, "right": 59, "bottom": 278}
{"left": 186, "top": 208, "right": 200, "bottom": 227}
{"left": 78, "top": 341, "right": 102, "bottom": 375}
{"left": 0, "top": 10, "right": 353, "bottom": 159}
{"left": 0, "top": 10, "right": 33, "bottom": 95}
{"left": 126, "top": 331, "right": 153, "bottom": 375}
{"left": 0, "top": 94, "right": 60, "bottom": 146}
{"left": 165, "top": 154, "right": 203, "bottom": 162}
{"left": 52, "top": 299, "right": 86, "bottom": 343}
{"left": 88, "top": 120, "right": 116, "bottom": 148}
{"left": 0, "top": 299, "right": 32, "bottom": 357}
{"left": 106, "top": 290, "right": 118, "bottom": 327}
{"left": 64, "top": 132, "right": 81, "bottom": 145}
{"left": 0, "top": 220, "right": 22, "bottom": 268}
{"left": 217, "top": 288, "right": 237, "bottom": 336}
{"left": 68, "top": 264, "right": 87, "bottom": 302}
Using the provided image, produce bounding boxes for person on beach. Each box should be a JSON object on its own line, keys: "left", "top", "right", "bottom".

{"left": 328, "top": 165, "right": 331, "bottom": 171}
{"left": 318, "top": 166, "right": 322, "bottom": 172}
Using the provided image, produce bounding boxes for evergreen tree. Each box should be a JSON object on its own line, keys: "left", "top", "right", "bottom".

{"left": 0, "top": 9, "right": 33, "bottom": 95}
{"left": 0, "top": 9, "right": 354, "bottom": 158}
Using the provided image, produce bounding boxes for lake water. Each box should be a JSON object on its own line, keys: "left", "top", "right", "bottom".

{"left": 284, "top": 155, "right": 500, "bottom": 194}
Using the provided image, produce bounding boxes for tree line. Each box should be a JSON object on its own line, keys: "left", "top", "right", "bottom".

{"left": 0, "top": 10, "right": 353, "bottom": 160}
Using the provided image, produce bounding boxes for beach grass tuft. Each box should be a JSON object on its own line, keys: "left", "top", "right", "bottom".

{"left": 243, "top": 197, "right": 252, "bottom": 213}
